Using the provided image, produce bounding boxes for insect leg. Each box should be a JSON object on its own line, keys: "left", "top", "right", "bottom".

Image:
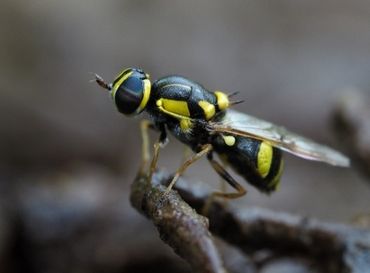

{"left": 181, "top": 145, "right": 193, "bottom": 164}
{"left": 139, "top": 120, "right": 152, "bottom": 175}
{"left": 148, "top": 141, "right": 161, "bottom": 184}
{"left": 164, "top": 144, "right": 213, "bottom": 194}
{"left": 207, "top": 153, "right": 247, "bottom": 199}
{"left": 140, "top": 121, "right": 168, "bottom": 185}
{"left": 218, "top": 160, "right": 228, "bottom": 193}
{"left": 219, "top": 162, "right": 228, "bottom": 205}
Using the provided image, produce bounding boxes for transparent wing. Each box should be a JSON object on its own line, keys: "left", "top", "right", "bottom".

{"left": 209, "top": 109, "right": 350, "bottom": 167}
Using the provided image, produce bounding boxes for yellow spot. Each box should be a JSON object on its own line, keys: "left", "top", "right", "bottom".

{"left": 137, "top": 79, "right": 151, "bottom": 113}
{"left": 214, "top": 91, "right": 229, "bottom": 110}
{"left": 180, "top": 119, "right": 193, "bottom": 131}
{"left": 198, "top": 100, "right": 216, "bottom": 120}
{"left": 257, "top": 142, "right": 273, "bottom": 178}
{"left": 112, "top": 70, "right": 133, "bottom": 99}
{"left": 223, "top": 135, "right": 236, "bottom": 146}
{"left": 156, "top": 98, "right": 191, "bottom": 119}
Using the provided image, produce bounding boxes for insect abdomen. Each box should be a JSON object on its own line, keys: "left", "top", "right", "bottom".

{"left": 213, "top": 136, "right": 284, "bottom": 193}
{"left": 256, "top": 141, "right": 284, "bottom": 192}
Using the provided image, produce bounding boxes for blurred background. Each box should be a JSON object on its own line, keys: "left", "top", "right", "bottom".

{"left": 1, "top": 0, "right": 370, "bottom": 272}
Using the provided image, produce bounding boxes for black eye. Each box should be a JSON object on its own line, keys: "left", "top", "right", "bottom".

{"left": 115, "top": 76, "right": 144, "bottom": 115}
{"left": 124, "top": 76, "right": 143, "bottom": 93}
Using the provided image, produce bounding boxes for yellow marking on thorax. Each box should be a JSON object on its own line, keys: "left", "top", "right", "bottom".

{"left": 222, "top": 135, "right": 236, "bottom": 146}
{"left": 198, "top": 100, "right": 216, "bottom": 120}
{"left": 112, "top": 71, "right": 133, "bottom": 99}
{"left": 257, "top": 142, "right": 273, "bottom": 178}
{"left": 156, "top": 99, "right": 191, "bottom": 119}
{"left": 180, "top": 119, "right": 193, "bottom": 131}
{"left": 214, "top": 91, "right": 230, "bottom": 110}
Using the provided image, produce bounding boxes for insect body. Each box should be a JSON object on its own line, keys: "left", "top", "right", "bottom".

{"left": 95, "top": 68, "right": 350, "bottom": 198}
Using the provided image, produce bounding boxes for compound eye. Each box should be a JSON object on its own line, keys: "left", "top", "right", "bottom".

{"left": 115, "top": 76, "right": 144, "bottom": 115}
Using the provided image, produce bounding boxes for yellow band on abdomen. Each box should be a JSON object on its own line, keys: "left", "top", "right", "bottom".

{"left": 257, "top": 142, "right": 273, "bottom": 178}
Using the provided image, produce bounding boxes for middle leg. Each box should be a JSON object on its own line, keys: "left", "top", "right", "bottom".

{"left": 164, "top": 144, "right": 213, "bottom": 194}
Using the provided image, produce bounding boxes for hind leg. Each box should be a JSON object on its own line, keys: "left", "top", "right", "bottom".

{"left": 202, "top": 152, "right": 247, "bottom": 214}
{"left": 207, "top": 152, "right": 247, "bottom": 199}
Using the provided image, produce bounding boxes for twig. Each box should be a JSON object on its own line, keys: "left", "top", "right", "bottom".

{"left": 130, "top": 169, "right": 370, "bottom": 273}
{"left": 130, "top": 170, "right": 227, "bottom": 273}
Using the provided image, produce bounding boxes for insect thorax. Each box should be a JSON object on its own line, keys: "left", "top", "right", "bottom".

{"left": 146, "top": 75, "right": 227, "bottom": 149}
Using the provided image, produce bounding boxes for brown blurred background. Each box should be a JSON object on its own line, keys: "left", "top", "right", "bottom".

{"left": 1, "top": 0, "right": 370, "bottom": 272}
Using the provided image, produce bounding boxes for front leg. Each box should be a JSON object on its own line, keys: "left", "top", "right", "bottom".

{"left": 140, "top": 120, "right": 168, "bottom": 172}
{"left": 139, "top": 120, "right": 152, "bottom": 175}
{"left": 145, "top": 122, "right": 168, "bottom": 184}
